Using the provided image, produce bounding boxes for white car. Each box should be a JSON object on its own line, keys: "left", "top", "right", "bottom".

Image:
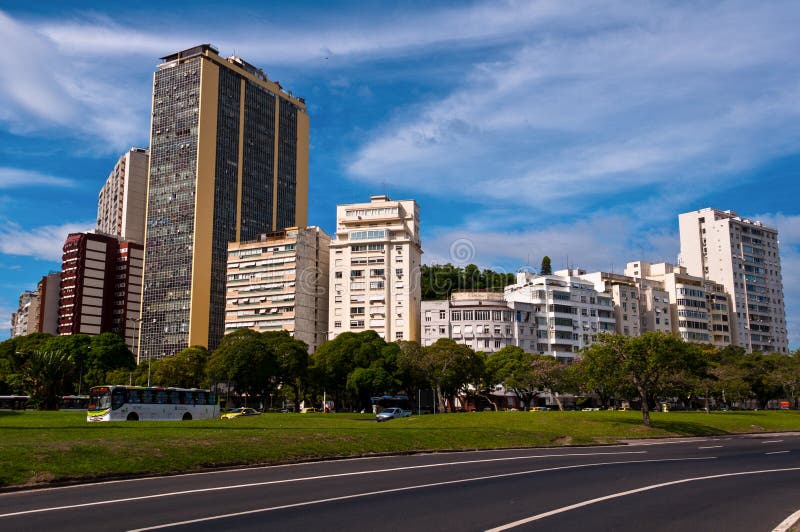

{"left": 376, "top": 407, "right": 411, "bottom": 422}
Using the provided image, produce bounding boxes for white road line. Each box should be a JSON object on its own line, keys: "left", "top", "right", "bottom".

{"left": 0, "top": 450, "right": 646, "bottom": 518}
{"left": 698, "top": 446, "right": 723, "bottom": 449}
{"left": 486, "top": 466, "right": 800, "bottom": 531}
{"left": 0, "top": 445, "right": 639, "bottom": 496}
{"left": 763, "top": 440, "right": 784, "bottom": 444}
{"left": 765, "top": 451, "right": 790, "bottom": 455}
{"left": 127, "top": 457, "right": 716, "bottom": 531}
{"left": 773, "top": 508, "right": 800, "bottom": 532}
{"left": 624, "top": 439, "right": 710, "bottom": 446}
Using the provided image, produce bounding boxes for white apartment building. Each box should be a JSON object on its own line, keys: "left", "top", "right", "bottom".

{"left": 504, "top": 270, "right": 615, "bottom": 361}
{"left": 626, "top": 261, "right": 712, "bottom": 344}
{"left": 97, "top": 147, "right": 148, "bottom": 244}
{"left": 225, "top": 227, "right": 330, "bottom": 353}
{"left": 329, "top": 195, "right": 422, "bottom": 342}
{"left": 679, "top": 208, "right": 788, "bottom": 352}
{"left": 578, "top": 271, "right": 641, "bottom": 337}
{"left": 421, "top": 292, "right": 538, "bottom": 353}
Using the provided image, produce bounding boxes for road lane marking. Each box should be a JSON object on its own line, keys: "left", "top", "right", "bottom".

{"left": 126, "top": 457, "right": 716, "bottom": 531}
{"left": 0, "top": 446, "right": 645, "bottom": 496}
{"left": 765, "top": 451, "right": 790, "bottom": 455}
{"left": 763, "top": 440, "right": 784, "bottom": 444}
{"left": 698, "top": 446, "right": 723, "bottom": 449}
{"left": 624, "top": 439, "right": 710, "bottom": 446}
{"left": 0, "top": 450, "right": 647, "bottom": 518}
{"left": 486, "top": 466, "right": 800, "bottom": 531}
{"left": 773, "top": 508, "right": 800, "bottom": 532}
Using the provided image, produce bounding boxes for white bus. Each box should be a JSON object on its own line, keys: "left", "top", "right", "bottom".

{"left": 87, "top": 385, "right": 219, "bottom": 422}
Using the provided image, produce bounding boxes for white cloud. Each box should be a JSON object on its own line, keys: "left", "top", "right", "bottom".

{"left": 0, "top": 167, "right": 76, "bottom": 189}
{"left": 0, "top": 11, "right": 151, "bottom": 151}
{"left": 347, "top": 2, "right": 800, "bottom": 211}
{"left": 0, "top": 221, "right": 94, "bottom": 262}
{"left": 423, "top": 213, "right": 678, "bottom": 274}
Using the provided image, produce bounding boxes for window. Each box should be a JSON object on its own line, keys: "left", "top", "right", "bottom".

{"left": 462, "top": 310, "right": 474, "bottom": 320}
{"left": 439, "top": 326, "right": 446, "bottom": 334}
{"left": 350, "top": 319, "right": 365, "bottom": 328}
{"left": 351, "top": 307, "right": 365, "bottom": 315}
{"left": 439, "top": 310, "right": 446, "bottom": 319}
{"left": 425, "top": 310, "right": 432, "bottom": 322}
{"left": 494, "top": 340, "right": 501, "bottom": 348}
{"left": 475, "top": 310, "right": 490, "bottom": 320}
{"left": 335, "top": 295, "right": 342, "bottom": 303}
{"left": 395, "top": 332, "right": 404, "bottom": 340}
{"left": 335, "top": 271, "right": 342, "bottom": 278}
{"left": 370, "top": 281, "right": 384, "bottom": 289}
{"left": 334, "top": 321, "right": 341, "bottom": 328}
{"left": 453, "top": 325, "right": 461, "bottom": 335}
{"left": 395, "top": 268, "right": 403, "bottom": 277}
{"left": 451, "top": 310, "right": 461, "bottom": 321}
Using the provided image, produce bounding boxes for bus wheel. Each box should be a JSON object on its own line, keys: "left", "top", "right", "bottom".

{"left": 182, "top": 412, "right": 192, "bottom": 421}
{"left": 127, "top": 412, "right": 139, "bottom": 421}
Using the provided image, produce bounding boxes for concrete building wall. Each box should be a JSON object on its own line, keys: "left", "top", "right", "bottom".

{"left": 225, "top": 226, "right": 330, "bottom": 353}
{"left": 329, "top": 195, "right": 422, "bottom": 342}
{"left": 679, "top": 208, "right": 788, "bottom": 352}
{"left": 97, "top": 148, "right": 149, "bottom": 244}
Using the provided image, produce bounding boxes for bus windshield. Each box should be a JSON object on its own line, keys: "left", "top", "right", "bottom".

{"left": 88, "top": 388, "right": 112, "bottom": 410}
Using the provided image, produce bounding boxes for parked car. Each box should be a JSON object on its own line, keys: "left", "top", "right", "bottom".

{"left": 376, "top": 407, "right": 411, "bottom": 422}
{"left": 220, "top": 407, "right": 260, "bottom": 419}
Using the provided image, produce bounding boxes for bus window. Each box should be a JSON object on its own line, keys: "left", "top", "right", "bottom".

{"left": 142, "top": 390, "right": 154, "bottom": 404}
{"left": 111, "top": 389, "right": 126, "bottom": 410}
{"left": 128, "top": 390, "right": 140, "bottom": 404}
{"left": 184, "top": 392, "right": 195, "bottom": 405}
{"left": 156, "top": 390, "right": 167, "bottom": 404}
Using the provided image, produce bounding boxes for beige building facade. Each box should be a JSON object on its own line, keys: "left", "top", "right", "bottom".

{"left": 329, "top": 195, "right": 422, "bottom": 342}
{"left": 679, "top": 208, "right": 788, "bottom": 352}
{"left": 226, "top": 227, "right": 330, "bottom": 352}
{"left": 97, "top": 147, "right": 149, "bottom": 244}
{"left": 140, "top": 44, "right": 309, "bottom": 359}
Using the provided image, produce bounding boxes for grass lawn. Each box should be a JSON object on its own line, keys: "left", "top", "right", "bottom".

{"left": 1, "top": 409, "right": 799, "bottom": 488}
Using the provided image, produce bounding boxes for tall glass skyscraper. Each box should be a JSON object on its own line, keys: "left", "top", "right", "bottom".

{"left": 140, "top": 44, "right": 309, "bottom": 360}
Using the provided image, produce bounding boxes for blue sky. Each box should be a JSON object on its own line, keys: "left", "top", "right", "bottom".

{"left": 1, "top": 1, "right": 798, "bottom": 347}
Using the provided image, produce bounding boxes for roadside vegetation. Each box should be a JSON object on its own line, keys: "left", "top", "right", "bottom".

{"left": 1, "top": 409, "right": 799, "bottom": 488}
{"left": 2, "top": 327, "right": 800, "bottom": 428}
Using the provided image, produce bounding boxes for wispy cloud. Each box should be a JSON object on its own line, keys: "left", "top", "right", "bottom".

{"left": 0, "top": 167, "right": 76, "bottom": 189}
{"left": 423, "top": 213, "right": 679, "bottom": 274}
{"left": 0, "top": 221, "right": 94, "bottom": 262}
{"left": 0, "top": 11, "right": 151, "bottom": 151}
{"left": 348, "top": 2, "right": 800, "bottom": 211}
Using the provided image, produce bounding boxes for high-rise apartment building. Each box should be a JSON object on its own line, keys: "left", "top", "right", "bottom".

{"left": 225, "top": 226, "right": 330, "bottom": 352}
{"left": 329, "top": 195, "right": 421, "bottom": 342}
{"left": 679, "top": 208, "right": 788, "bottom": 352}
{"left": 10, "top": 290, "right": 38, "bottom": 337}
{"left": 9, "top": 273, "right": 61, "bottom": 338}
{"left": 113, "top": 242, "right": 144, "bottom": 356}
{"left": 140, "top": 44, "right": 309, "bottom": 360}
{"left": 97, "top": 147, "right": 149, "bottom": 243}
{"left": 58, "top": 233, "right": 119, "bottom": 337}
{"left": 57, "top": 233, "right": 143, "bottom": 352}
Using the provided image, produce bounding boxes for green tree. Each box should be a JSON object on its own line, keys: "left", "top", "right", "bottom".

{"left": 207, "top": 329, "right": 279, "bottom": 408}
{"left": 19, "top": 349, "right": 75, "bottom": 410}
{"left": 540, "top": 256, "right": 552, "bottom": 275}
{"left": 0, "top": 334, "right": 55, "bottom": 394}
{"left": 153, "top": 346, "right": 209, "bottom": 388}
{"left": 580, "top": 332, "right": 706, "bottom": 426}
{"left": 422, "top": 338, "right": 483, "bottom": 412}
{"left": 485, "top": 346, "right": 535, "bottom": 408}
{"left": 84, "top": 333, "right": 135, "bottom": 388}
{"left": 263, "top": 331, "right": 309, "bottom": 409}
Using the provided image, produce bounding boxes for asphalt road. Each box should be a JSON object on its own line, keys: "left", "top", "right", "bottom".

{"left": 2, "top": 433, "right": 800, "bottom": 531}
